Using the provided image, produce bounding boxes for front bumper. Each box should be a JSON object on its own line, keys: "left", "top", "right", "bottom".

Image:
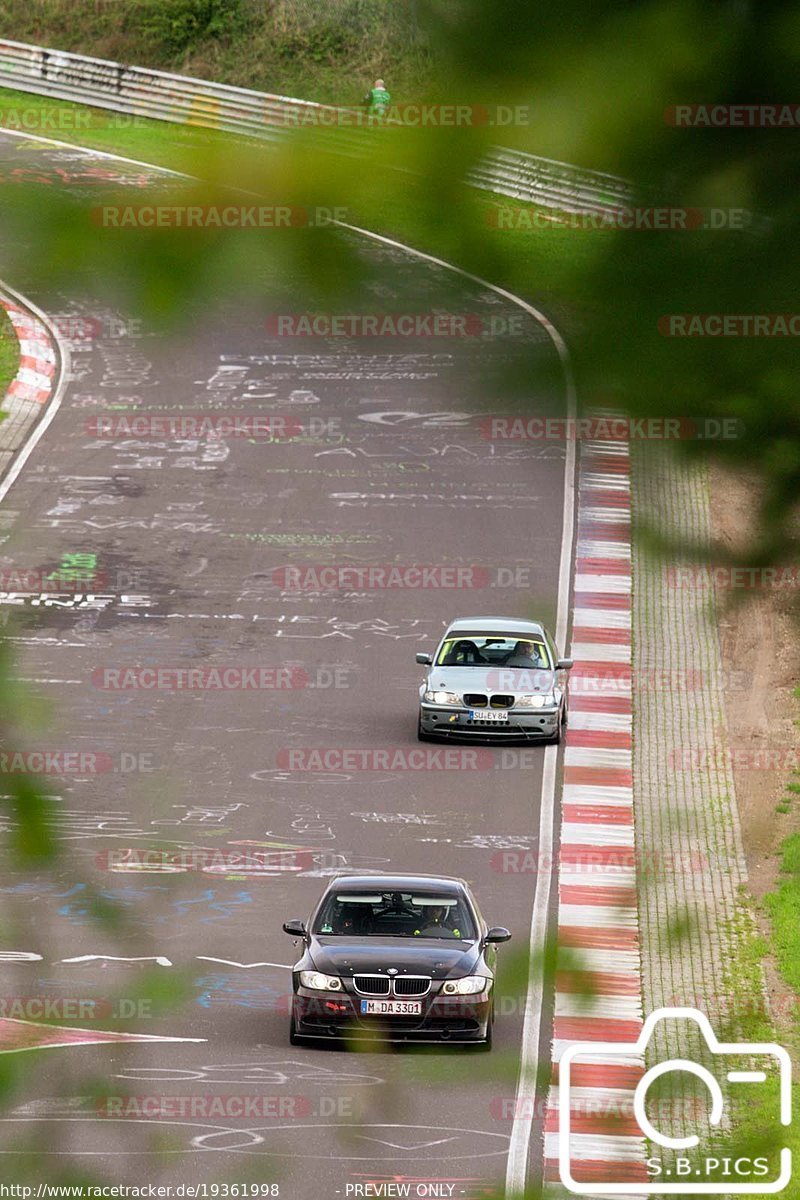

{"left": 292, "top": 988, "right": 492, "bottom": 1043}
{"left": 419, "top": 703, "right": 560, "bottom": 739}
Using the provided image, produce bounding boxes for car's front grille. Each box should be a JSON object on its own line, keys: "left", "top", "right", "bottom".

{"left": 353, "top": 975, "right": 430, "bottom": 996}
{"left": 490, "top": 694, "right": 514, "bottom": 708}
{"left": 393, "top": 976, "right": 430, "bottom": 997}
{"left": 464, "top": 693, "right": 488, "bottom": 707}
{"left": 354, "top": 975, "right": 390, "bottom": 996}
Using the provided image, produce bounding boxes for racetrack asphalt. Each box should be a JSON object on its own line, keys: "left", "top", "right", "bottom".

{"left": 0, "top": 131, "right": 572, "bottom": 1199}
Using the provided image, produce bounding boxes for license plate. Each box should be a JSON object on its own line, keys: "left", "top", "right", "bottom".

{"left": 469, "top": 709, "right": 509, "bottom": 722}
{"left": 360, "top": 999, "right": 422, "bottom": 1015}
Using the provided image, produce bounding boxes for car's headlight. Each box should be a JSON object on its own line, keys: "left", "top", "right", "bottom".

{"left": 424, "top": 689, "right": 460, "bottom": 705}
{"left": 441, "top": 975, "right": 491, "bottom": 995}
{"left": 516, "top": 693, "right": 556, "bottom": 708}
{"left": 299, "top": 971, "right": 343, "bottom": 991}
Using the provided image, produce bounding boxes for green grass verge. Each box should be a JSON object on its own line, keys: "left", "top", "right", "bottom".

{"left": 723, "top": 732, "right": 800, "bottom": 1181}
{"left": 692, "top": 889, "right": 800, "bottom": 1186}
{"left": 767, "top": 696, "right": 800, "bottom": 998}
{"left": 0, "top": 86, "right": 254, "bottom": 176}
{"left": 765, "top": 834, "right": 800, "bottom": 996}
{"left": 0, "top": 302, "right": 18, "bottom": 403}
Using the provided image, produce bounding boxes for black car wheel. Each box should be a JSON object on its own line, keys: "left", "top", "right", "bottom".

{"left": 289, "top": 1013, "right": 303, "bottom": 1046}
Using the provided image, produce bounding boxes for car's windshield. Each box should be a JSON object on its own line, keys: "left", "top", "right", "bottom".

{"left": 313, "top": 890, "right": 477, "bottom": 940}
{"left": 435, "top": 635, "right": 552, "bottom": 669}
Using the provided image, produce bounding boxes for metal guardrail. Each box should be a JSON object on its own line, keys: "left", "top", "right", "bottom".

{"left": 469, "top": 149, "right": 633, "bottom": 214}
{"left": 0, "top": 36, "right": 633, "bottom": 214}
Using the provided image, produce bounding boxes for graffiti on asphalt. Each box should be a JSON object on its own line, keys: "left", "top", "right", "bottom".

{"left": 50, "top": 882, "right": 254, "bottom": 925}
{"left": 194, "top": 973, "right": 285, "bottom": 1010}
{"left": 113, "top": 1060, "right": 384, "bottom": 1086}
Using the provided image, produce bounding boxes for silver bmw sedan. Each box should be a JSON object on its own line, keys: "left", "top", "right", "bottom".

{"left": 416, "top": 616, "right": 573, "bottom": 743}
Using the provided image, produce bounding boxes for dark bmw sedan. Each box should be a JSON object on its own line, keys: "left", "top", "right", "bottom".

{"left": 282, "top": 873, "right": 511, "bottom": 1048}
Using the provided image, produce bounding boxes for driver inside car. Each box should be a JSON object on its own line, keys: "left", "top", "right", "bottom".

{"left": 414, "top": 905, "right": 462, "bottom": 938}
{"left": 503, "top": 639, "right": 545, "bottom": 668}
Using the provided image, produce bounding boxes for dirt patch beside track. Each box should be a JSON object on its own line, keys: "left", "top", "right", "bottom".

{"left": 710, "top": 461, "right": 800, "bottom": 1027}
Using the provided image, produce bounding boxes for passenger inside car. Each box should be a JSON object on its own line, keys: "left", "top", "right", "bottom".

{"left": 442, "top": 639, "right": 486, "bottom": 666}
{"left": 335, "top": 903, "right": 375, "bottom": 935}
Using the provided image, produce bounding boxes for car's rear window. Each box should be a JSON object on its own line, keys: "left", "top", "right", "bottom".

{"left": 313, "top": 890, "right": 476, "bottom": 939}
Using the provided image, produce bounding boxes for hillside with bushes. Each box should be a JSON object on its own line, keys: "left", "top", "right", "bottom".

{"left": 0, "top": 0, "right": 436, "bottom": 103}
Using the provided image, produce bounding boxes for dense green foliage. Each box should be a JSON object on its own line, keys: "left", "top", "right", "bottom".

{"left": 137, "top": 0, "right": 248, "bottom": 56}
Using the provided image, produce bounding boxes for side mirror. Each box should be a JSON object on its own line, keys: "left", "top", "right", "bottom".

{"left": 556, "top": 658, "right": 574, "bottom": 670}
{"left": 282, "top": 919, "right": 307, "bottom": 937}
{"left": 416, "top": 652, "right": 433, "bottom": 666}
{"left": 485, "top": 926, "right": 512, "bottom": 944}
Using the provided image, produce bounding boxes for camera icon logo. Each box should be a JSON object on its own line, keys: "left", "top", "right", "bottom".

{"left": 558, "top": 1007, "right": 792, "bottom": 1194}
